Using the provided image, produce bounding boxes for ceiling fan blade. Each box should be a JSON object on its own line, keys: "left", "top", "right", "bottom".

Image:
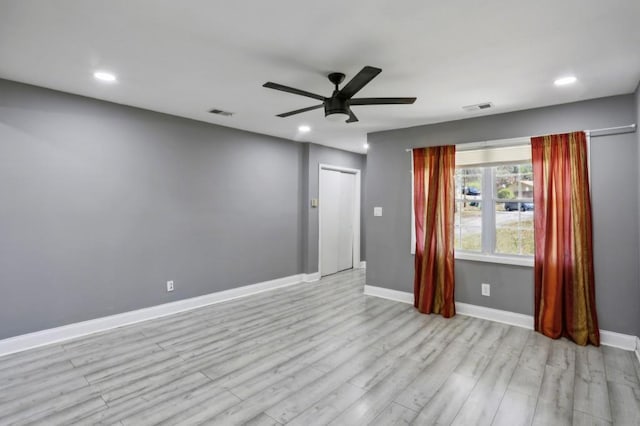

{"left": 276, "top": 104, "right": 323, "bottom": 118}
{"left": 338, "top": 66, "right": 382, "bottom": 99}
{"left": 346, "top": 108, "right": 359, "bottom": 123}
{"left": 350, "top": 97, "right": 417, "bottom": 105}
{"left": 263, "top": 82, "right": 325, "bottom": 101}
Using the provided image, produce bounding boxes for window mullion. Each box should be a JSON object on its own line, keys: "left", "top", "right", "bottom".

{"left": 482, "top": 168, "right": 495, "bottom": 254}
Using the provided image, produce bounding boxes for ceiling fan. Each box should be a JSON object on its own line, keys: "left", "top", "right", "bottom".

{"left": 263, "top": 66, "right": 416, "bottom": 123}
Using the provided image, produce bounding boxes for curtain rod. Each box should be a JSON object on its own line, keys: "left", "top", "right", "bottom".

{"left": 585, "top": 123, "right": 636, "bottom": 135}
{"left": 403, "top": 123, "right": 637, "bottom": 152}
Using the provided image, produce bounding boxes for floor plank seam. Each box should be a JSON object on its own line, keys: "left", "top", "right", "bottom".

{"left": 226, "top": 387, "right": 245, "bottom": 401}
{"left": 528, "top": 335, "right": 553, "bottom": 425}
{"left": 605, "top": 375, "right": 617, "bottom": 425}
{"left": 425, "top": 339, "right": 481, "bottom": 424}
{"left": 573, "top": 406, "right": 612, "bottom": 424}
{"left": 390, "top": 399, "right": 419, "bottom": 413}
{"left": 263, "top": 411, "right": 284, "bottom": 425}
{"left": 488, "top": 340, "right": 529, "bottom": 426}
{"left": 345, "top": 377, "right": 366, "bottom": 390}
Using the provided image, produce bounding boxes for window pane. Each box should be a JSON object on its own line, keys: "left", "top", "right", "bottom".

{"left": 455, "top": 201, "right": 482, "bottom": 252}
{"left": 455, "top": 167, "right": 482, "bottom": 201}
{"left": 495, "top": 164, "right": 533, "bottom": 201}
{"left": 495, "top": 202, "right": 534, "bottom": 255}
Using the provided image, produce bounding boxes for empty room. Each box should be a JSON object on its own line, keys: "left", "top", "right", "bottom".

{"left": 1, "top": 1, "right": 639, "bottom": 425}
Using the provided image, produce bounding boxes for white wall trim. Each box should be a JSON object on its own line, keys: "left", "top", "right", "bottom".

{"left": 0, "top": 273, "right": 306, "bottom": 358}
{"left": 599, "top": 330, "right": 640, "bottom": 352}
{"left": 364, "top": 284, "right": 638, "bottom": 351}
{"left": 455, "top": 302, "right": 534, "bottom": 330}
{"left": 318, "top": 163, "right": 361, "bottom": 277}
{"left": 302, "top": 272, "right": 321, "bottom": 282}
{"left": 364, "top": 285, "right": 413, "bottom": 305}
{"left": 359, "top": 261, "right": 367, "bottom": 269}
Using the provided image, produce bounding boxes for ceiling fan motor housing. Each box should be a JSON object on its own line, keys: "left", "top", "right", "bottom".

{"left": 324, "top": 96, "right": 349, "bottom": 117}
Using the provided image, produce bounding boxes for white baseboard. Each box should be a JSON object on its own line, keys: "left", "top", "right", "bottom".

{"left": 302, "top": 272, "right": 321, "bottom": 282}
{"left": 364, "top": 285, "right": 413, "bottom": 304}
{"left": 0, "top": 273, "right": 306, "bottom": 358}
{"left": 359, "top": 261, "right": 367, "bottom": 269}
{"left": 599, "top": 330, "right": 639, "bottom": 351}
{"left": 364, "top": 284, "right": 638, "bottom": 351}
{"left": 455, "top": 302, "right": 534, "bottom": 330}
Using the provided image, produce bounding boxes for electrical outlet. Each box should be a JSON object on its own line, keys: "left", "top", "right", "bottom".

{"left": 167, "top": 280, "right": 174, "bottom": 292}
{"left": 481, "top": 283, "right": 490, "bottom": 297}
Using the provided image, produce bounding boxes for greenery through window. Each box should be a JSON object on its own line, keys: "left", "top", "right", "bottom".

{"left": 454, "top": 168, "right": 482, "bottom": 251}
{"left": 454, "top": 163, "right": 534, "bottom": 257}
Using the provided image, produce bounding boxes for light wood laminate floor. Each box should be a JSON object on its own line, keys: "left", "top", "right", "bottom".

{"left": 0, "top": 269, "right": 639, "bottom": 425}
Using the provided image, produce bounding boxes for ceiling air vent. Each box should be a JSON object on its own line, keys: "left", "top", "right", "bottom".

{"left": 462, "top": 102, "right": 494, "bottom": 112}
{"left": 209, "top": 108, "right": 234, "bottom": 117}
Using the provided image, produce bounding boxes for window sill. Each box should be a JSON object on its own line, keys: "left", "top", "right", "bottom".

{"left": 455, "top": 251, "right": 534, "bottom": 267}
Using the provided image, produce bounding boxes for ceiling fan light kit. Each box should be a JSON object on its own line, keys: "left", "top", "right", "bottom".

{"left": 263, "top": 66, "right": 416, "bottom": 123}
{"left": 324, "top": 96, "right": 350, "bottom": 121}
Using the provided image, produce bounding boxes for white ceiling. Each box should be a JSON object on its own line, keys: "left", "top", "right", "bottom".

{"left": 1, "top": 1, "right": 639, "bottom": 153}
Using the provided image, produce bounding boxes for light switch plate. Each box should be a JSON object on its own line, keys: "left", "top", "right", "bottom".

{"left": 481, "top": 283, "right": 490, "bottom": 297}
{"left": 374, "top": 207, "right": 383, "bottom": 217}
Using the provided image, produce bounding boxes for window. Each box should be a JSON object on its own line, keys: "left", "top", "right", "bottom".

{"left": 411, "top": 140, "right": 535, "bottom": 266}
{"left": 494, "top": 164, "right": 534, "bottom": 256}
{"left": 454, "top": 167, "right": 483, "bottom": 252}
{"left": 452, "top": 138, "right": 534, "bottom": 265}
{"left": 454, "top": 163, "right": 534, "bottom": 259}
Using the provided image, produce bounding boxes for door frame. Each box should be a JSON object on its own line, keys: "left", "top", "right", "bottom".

{"left": 318, "top": 163, "right": 361, "bottom": 276}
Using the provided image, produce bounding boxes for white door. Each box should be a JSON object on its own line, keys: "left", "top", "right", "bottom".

{"left": 320, "top": 169, "right": 355, "bottom": 276}
{"left": 337, "top": 172, "right": 355, "bottom": 271}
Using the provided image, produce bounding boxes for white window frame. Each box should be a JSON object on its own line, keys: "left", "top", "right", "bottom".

{"left": 455, "top": 164, "right": 534, "bottom": 267}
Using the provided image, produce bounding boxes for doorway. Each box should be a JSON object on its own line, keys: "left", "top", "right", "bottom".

{"left": 319, "top": 164, "right": 361, "bottom": 277}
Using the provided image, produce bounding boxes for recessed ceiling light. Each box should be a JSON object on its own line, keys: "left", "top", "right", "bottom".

{"left": 364, "top": 143, "right": 370, "bottom": 149}
{"left": 554, "top": 76, "right": 577, "bottom": 86}
{"left": 298, "top": 125, "right": 311, "bottom": 133}
{"left": 93, "top": 71, "right": 117, "bottom": 82}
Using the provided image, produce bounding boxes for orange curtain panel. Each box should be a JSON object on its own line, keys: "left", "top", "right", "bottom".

{"left": 531, "top": 131, "right": 599, "bottom": 346}
{"left": 412, "top": 146, "right": 456, "bottom": 318}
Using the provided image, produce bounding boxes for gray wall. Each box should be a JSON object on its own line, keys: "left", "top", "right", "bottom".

{"left": 301, "top": 143, "right": 367, "bottom": 274}
{"left": 366, "top": 95, "right": 640, "bottom": 335}
{"left": 0, "top": 79, "right": 364, "bottom": 340}
{"left": 636, "top": 83, "right": 640, "bottom": 338}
